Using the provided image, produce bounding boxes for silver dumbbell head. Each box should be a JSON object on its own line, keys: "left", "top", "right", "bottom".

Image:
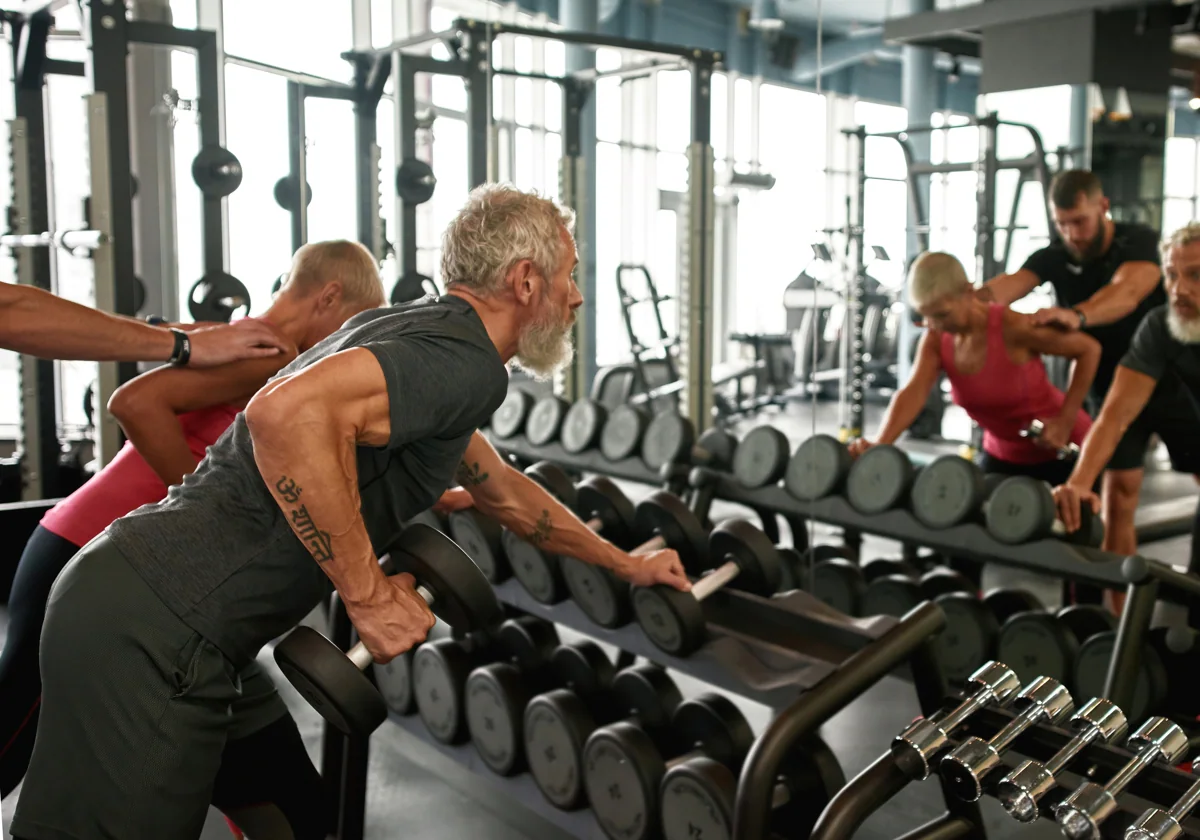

{"left": 1127, "top": 718, "right": 1189, "bottom": 761}
{"left": 1058, "top": 782, "right": 1121, "bottom": 840}
{"left": 940, "top": 677, "right": 1073, "bottom": 802}
{"left": 892, "top": 661, "right": 1019, "bottom": 781}
{"left": 1125, "top": 809, "right": 1184, "bottom": 840}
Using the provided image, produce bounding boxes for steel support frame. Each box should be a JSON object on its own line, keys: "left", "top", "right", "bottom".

{"left": 682, "top": 56, "right": 717, "bottom": 432}
{"left": 558, "top": 78, "right": 590, "bottom": 402}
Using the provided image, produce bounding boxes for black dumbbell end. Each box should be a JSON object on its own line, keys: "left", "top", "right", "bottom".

{"left": 524, "top": 689, "right": 595, "bottom": 810}
{"left": 465, "top": 662, "right": 534, "bottom": 776}
{"left": 1121, "top": 555, "right": 1152, "bottom": 584}
{"left": 661, "top": 757, "right": 737, "bottom": 840}
{"left": 583, "top": 721, "right": 669, "bottom": 838}
{"left": 274, "top": 626, "right": 387, "bottom": 737}
{"left": 632, "top": 585, "right": 707, "bottom": 657}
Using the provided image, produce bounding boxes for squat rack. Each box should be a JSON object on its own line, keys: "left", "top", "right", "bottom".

{"left": 349, "top": 19, "right": 722, "bottom": 428}
{"left": 2, "top": 1, "right": 233, "bottom": 494}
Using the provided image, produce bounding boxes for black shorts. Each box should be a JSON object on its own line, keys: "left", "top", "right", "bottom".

{"left": 979, "top": 452, "right": 1075, "bottom": 487}
{"left": 1106, "top": 385, "right": 1200, "bottom": 473}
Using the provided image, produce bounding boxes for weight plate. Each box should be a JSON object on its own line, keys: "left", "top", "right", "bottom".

{"left": 192, "top": 145, "right": 243, "bottom": 197}
{"left": 775, "top": 546, "right": 804, "bottom": 594}
{"left": 660, "top": 758, "right": 736, "bottom": 840}
{"left": 525, "top": 462, "right": 578, "bottom": 508}
{"left": 1056, "top": 604, "right": 1116, "bottom": 644}
{"left": 551, "top": 642, "right": 616, "bottom": 698}
{"left": 373, "top": 651, "right": 414, "bottom": 716}
{"left": 576, "top": 476, "right": 635, "bottom": 546}
{"left": 273, "top": 173, "right": 312, "bottom": 210}
{"left": 492, "top": 390, "right": 534, "bottom": 439}
{"left": 933, "top": 593, "right": 1001, "bottom": 684}
{"left": 391, "top": 272, "right": 434, "bottom": 305}
{"left": 561, "top": 398, "right": 607, "bottom": 454}
{"left": 413, "top": 641, "right": 472, "bottom": 744}
{"left": 389, "top": 525, "right": 503, "bottom": 634}
{"left": 601, "top": 404, "right": 649, "bottom": 462}
{"left": 846, "top": 444, "right": 915, "bottom": 515}
{"left": 465, "top": 664, "right": 529, "bottom": 775}
{"left": 527, "top": 395, "right": 570, "bottom": 447}
{"left": 696, "top": 428, "right": 739, "bottom": 469}
{"left": 273, "top": 626, "right": 385, "bottom": 736}
{"left": 584, "top": 723, "right": 663, "bottom": 840}
{"left": 405, "top": 508, "right": 444, "bottom": 532}
{"left": 634, "top": 491, "right": 709, "bottom": 573}
{"left": 641, "top": 411, "right": 694, "bottom": 471}
{"left": 561, "top": 555, "right": 630, "bottom": 627}
{"left": 733, "top": 426, "right": 790, "bottom": 489}
{"left": 984, "top": 476, "right": 1056, "bottom": 544}
{"left": 785, "top": 435, "right": 851, "bottom": 501}
{"left": 810, "top": 559, "right": 865, "bottom": 616}
{"left": 709, "top": 519, "right": 783, "bottom": 596}
{"left": 188, "top": 271, "right": 251, "bottom": 323}
{"left": 1074, "top": 631, "right": 1166, "bottom": 723}
{"left": 983, "top": 589, "right": 1044, "bottom": 624}
{"left": 397, "top": 156, "right": 437, "bottom": 205}
{"left": 524, "top": 690, "right": 592, "bottom": 809}
{"left": 501, "top": 529, "right": 566, "bottom": 604}
{"left": 447, "top": 509, "right": 508, "bottom": 583}
{"left": 861, "top": 575, "right": 922, "bottom": 618}
{"left": 632, "top": 585, "right": 705, "bottom": 656}
{"left": 910, "top": 455, "right": 985, "bottom": 529}
{"left": 918, "top": 568, "right": 974, "bottom": 599}
{"left": 862, "top": 558, "right": 917, "bottom": 582}
{"left": 997, "top": 611, "right": 1076, "bottom": 688}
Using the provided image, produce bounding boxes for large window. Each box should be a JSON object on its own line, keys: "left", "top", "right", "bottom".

{"left": 223, "top": 0, "right": 354, "bottom": 82}
{"left": 1164, "top": 137, "right": 1200, "bottom": 236}
{"left": 853, "top": 100, "right": 907, "bottom": 293}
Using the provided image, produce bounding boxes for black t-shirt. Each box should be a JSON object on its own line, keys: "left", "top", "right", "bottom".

{"left": 1021, "top": 222, "right": 1163, "bottom": 395}
{"left": 1121, "top": 305, "right": 1200, "bottom": 395}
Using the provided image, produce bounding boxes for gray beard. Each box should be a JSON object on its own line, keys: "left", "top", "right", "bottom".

{"left": 512, "top": 316, "right": 574, "bottom": 380}
{"left": 1167, "top": 307, "right": 1200, "bottom": 343}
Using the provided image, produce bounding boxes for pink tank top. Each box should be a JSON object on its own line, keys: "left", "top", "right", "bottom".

{"left": 40, "top": 403, "right": 241, "bottom": 548}
{"left": 939, "top": 304, "right": 1091, "bottom": 465}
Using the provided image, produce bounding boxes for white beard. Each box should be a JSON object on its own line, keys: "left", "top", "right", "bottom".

{"left": 1167, "top": 307, "right": 1200, "bottom": 344}
{"left": 512, "top": 310, "right": 574, "bottom": 380}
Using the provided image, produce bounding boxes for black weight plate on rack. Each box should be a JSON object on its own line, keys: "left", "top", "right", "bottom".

{"left": 447, "top": 509, "right": 508, "bottom": 583}
{"left": 862, "top": 557, "right": 917, "bottom": 582}
{"left": 918, "top": 568, "right": 974, "bottom": 599}
{"left": 524, "top": 689, "right": 593, "bottom": 810}
{"left": 984, "top": 476, "right": 1056, "bottom": 544}
{"left": 561, "top": 555, "right": 631, "bottom": 628}
{"left": 810, "top": 559, "right": 865, "bottom": 616}
{"left": 501, "top": 529, "right": 565, "bottom": 604}
{"left": 600, "top": 404, "right": 649, "bottom": 462}
{"left": 641, "top": 410, "right": 695, "bottom": 471}
{"left": 733, "top": 426, "right": 790, "bottom": 489}
{"left": 561, "top": 398, "right": 607, "bottom": 454}
{"left": 696, "top": 427, "right": 739, "bottom": 469}
{"left": 373, "top": 651, "right": 414, "bottom": 716}
{"left": 1056, "top": 604, "right": 1117, "bottom": 644}
{"left": 933, "top": 593, "right": 1000, "bottom": 684}
{"left": 785, "top": 435, "right": 851, "bottom": 501}
{"left": 492, "top": 389, "right": 534, "bottom": 439}
{"left": 412, "top": 640, "right": 475, "bottom": 744}
{"left": 465, "top": 663, "right": 530, "bottom": 776}
{"left": 525, "top": 462, "right": 578, "bottom": 508}
{"left": 584, "top": 722, "right": 665, "bottom": 840}
{"left": 861, "top": 574, "right": 922, "bottom": 618}
{"left": 526, "top": 395, "right": 570, "bottom": 446}
{"left": 846, "top": 444, "right": 915, "bottom": 515}
{"left": 910, "top": 454, "right": 986, "bottom": 529}
{"left": 634, "top": 491, "right": 709, "bottom": 572}
{"left": 1074, "top": 631, "right": 1168, "bottom": 723}
{"left": 997, "top": 610, "right": 1076, "bottom": 688}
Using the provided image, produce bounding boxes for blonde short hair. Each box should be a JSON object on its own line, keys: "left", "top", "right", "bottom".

{"left": 286, "top": 240, "right": 385, "bottom": 309}
{"left": 907, "top": 251, "right": 972, "bottom": 308}
{"left": 441, "top": 183, "right": 576, "bottom": 297}
{"left": 1162, "top": 223, "right": 1200, "bottom": 260}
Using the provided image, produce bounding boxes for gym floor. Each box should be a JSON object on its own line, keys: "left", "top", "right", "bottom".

{"left": 1, "top": 401, "right": 1194, "bottom": 839}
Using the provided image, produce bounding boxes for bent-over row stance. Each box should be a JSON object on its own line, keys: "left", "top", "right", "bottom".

{"left": 0, "top": 240, "right": 386, "bottom": 837}
{"left": 851, "top": 251, "right": 1099, "bottom": 487}
{"left": 10, "top": 185, "right": 688, "bottom": 840}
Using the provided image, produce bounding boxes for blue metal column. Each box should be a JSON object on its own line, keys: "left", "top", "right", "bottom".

{"left": 1069, "top": 84, "right": 1091, "bottom": 169}
{"left": 562, "top": 0, "right": 599, "bottom": 394}
{"left": 898, "top": 0, "right": 935, "bottom": 384}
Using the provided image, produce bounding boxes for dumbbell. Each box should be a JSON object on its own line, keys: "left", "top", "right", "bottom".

{"left": 642, "top": 409, "right": 738, "bottom": 475}
{"left": 846, "top": 443, "right": 918, "bottom": 515}
{"left": 1021, "top": 418, "right": 1080, "bottom": 459}
{"left": 583, "top": 694, "right": 754, "bottom": 840}
{"left": 1126, "top": 762, "right": 1200, "bottom": 840}
{"left": 412, "top": 616, "right": 558, "bottom": 745}
{"left": 806, "top": 545, "right": 863, "bottom": 614}
{"left": 526, "top": 393, "right": 571, "bottom": 446}
{"left": 786, "top": 434, "right": 851, "bottom": 501}
{"left": 892, "top": 660, "right": 1021, "bottom": 781}
{"left": 600, "top": 403, "right": 651, "bottom": 461}
{"left": 273, "top": 523, "right": 503, "bottom": 737}
{"left": 447, "top": 508, "right": 508, "bottom": 583}
{"left": 910, "top": 455, "right": 996, "bottom": 529}
{"left": 939, "top": 676, "right": 1074, "bottom": 801}
{"left": 996, "top": 697, "right": 1128, "bottom": 823}
{"left": 561, "top": 397, "right": 608, "bottom": 454}
{"left": 985, "top": 475, "right": 1103, "bottom": 547}
{"left": 1056, "top": 716, "right": 1189, "bottom": 840}
{"left": 490, "top": 388, "right": 534, "bottom": 439}
{"left": 561, "top": 481, "right": 711, "bottom": 629}
{"left": 996, "top": 604, "right": 1116, "bottom": 689}
{"left": 465, "top": 640, "right": 615, "bottom": 776}
{"left": 372, "top": 620, "right": 451, "bottom": 717}
{"left": 861, "top": 563, "right": 975, "bottom": 618}
{"left": 631, "top": 518, "right": 783, "bottom": 657}
{"left": 500, "top": 462, "right": 580, "bottom": 603}
{"left": 728, "top": 425, "right": 791, "bottom": 489}
{"left": 659, "top": 735, "right": 845, "bottom": 840}
{"left": 932, "top": 589, "right": 1044, "bottom": 684}
{"left": 1073, "top": 627, "right": 1175, "bottom": 723}
{"left": 524, "top": 664, "right": 682, "bottom": 810}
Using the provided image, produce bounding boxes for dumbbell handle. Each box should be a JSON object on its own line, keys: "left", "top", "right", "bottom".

{"left": 1044, "top": 722, "right": 1107, "bottom": 777}
{"left": 1128, "top": 776, "right": 1200, "bottom": 839}
{"left": 583, "top": 516, "right": 668, "bottom": 556}
{"left": 1022, "top": 420, "right": 1080, "bottom": 458}
{"left": 691, "top": 559, "right": 741, "bottom": 601}
{"left": 988, "top": 698, "right": 1067, "bottom": 756}
{"left": 939, "top": 682, "right": 1001, "bottom": 734}
{"left": 1105, "top": 741, "right": 1176, "bottom": 801}
{"left": 345, "top": 584, "right": 435, "bottom": 670}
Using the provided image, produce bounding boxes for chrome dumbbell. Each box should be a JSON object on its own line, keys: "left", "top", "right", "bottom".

{"left": 892, "top": 661, "right": 1020, "bottom": 781}
{"left": 1126, "top": 764, "right": 1200, "bottom": 840}
{"left": 1056, "top": 717, "right": 1189, "bottom": 840}
{"left": 996, "top": 697, "right": 1128, "bottom": 823}
{"left": 939, "top": 676, "right": 1073, "bottom": 802}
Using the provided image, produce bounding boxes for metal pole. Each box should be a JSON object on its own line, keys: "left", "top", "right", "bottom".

{"left": 844, "top": 128, "right": 867, "bottom": 440}
{"left": 683, "top": 53, "right": 717, "bottom": 433}
{"left": 393, "top": 56, "right": 418, "bottom": 279}
{"left": 195, "top": 0, "right": 228, "bottom": 270}
{"left": 976, "top": 113, "right": 999, "bottom": 283}
{"left": 557, "top": 79, "right": 588, "bottom": 403}
{"left": 1103, "top": 581, "right": 1158, "bottom": 713}
{"left": 286, "top": 80, "right": 307, "bottom": 250}
{"left": 462, "top": 21, "right": 490, "bottom": 188}
{"left": 1069, "top": 84, "right": 1091, "bottom": 170}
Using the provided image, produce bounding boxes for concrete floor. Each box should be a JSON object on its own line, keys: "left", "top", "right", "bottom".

{"left": 1, "top": 397, "right": 1195, "bottom": 839}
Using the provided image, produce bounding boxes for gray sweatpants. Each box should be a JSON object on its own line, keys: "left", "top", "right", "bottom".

{"left": 12, "top": 536, "right": 287, "bottom": 840}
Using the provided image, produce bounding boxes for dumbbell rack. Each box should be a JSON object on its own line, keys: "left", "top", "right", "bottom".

{"left": 803, "top": 701, "right": 1200, "bottom": 840}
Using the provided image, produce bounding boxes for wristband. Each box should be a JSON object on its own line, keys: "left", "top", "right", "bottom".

{"left": 167, "top": 328, "right": 191, "bottom": 367}
{"left": 1072, "top": 307, "right": 1088, "bottom": 329}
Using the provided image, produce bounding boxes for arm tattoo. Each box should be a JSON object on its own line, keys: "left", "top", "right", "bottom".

{"left": 456, "top": 460, "right": 489, "bottom": 486}
{"left": 275, "top": 476, "right": 335, "bottom": 563}
{"left": 526, "top": 509, "right": 553, "bottom": 546}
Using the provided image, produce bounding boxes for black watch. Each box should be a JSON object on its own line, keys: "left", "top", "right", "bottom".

{"left": 1072, "top": 307, "right": 1088, "bottom": 329}
{"left": 167, "top": 328, "right": 191, "bottom": 367}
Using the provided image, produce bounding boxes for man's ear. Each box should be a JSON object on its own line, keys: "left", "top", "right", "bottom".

{"left": 319, "top": 281, "right": 344, "bottom": 311}
{"left": 508, "top": 260, "right": 538, "bottom": 305}
{"left": 1098, "top": 195, "right": 1111, "bottom": 217}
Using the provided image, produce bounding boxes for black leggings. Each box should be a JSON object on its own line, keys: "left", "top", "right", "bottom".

{"left": 0, "top": 526, "right": 329, "bottom": 838}
{"left": 978, "top": 452, "right": 1076, "bottom": 487}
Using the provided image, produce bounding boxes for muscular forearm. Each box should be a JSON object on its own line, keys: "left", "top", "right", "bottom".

{"left": 116, "top": 407, "right": 200, "bottom": 487}
{"left": 1068, "top": 416, "right": 1124, "bottom": 489}
{"left": 1057, "top": 352, "right": 1098, "bottom": 427}
{"left": 0, "top": 284, "right": 175, "bottom": 361}
{"left": 877, "top": 385, "right": 930, "bottom": 445}
{"left": 247, "top": 405, "right": 384, "bottom": 604}
{"left": 1075, "top": 284, "right": 1142, "bottom": 328}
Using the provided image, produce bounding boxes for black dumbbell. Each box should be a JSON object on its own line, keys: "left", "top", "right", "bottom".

{"left": 932, "top": 589, "right": 1044, "bottom": 684}
{"left": 1073, "top": 626, "right": 1179, "bottom": 723}
{"left": 412, "top": 616, "right": 558, "bottom": 745}
{"left": 525, "top": 664, "right": 682, "bottom": 810}
{"left": 729, "top": 425, "right": 791, "bottom": 490}
{"left": 910, "top": 455, "right": 993, "bottom": 529}
{"left": 561, "top": 482, "right": 711, "bottom": 629}
{"left": 985, "top": 475, "right": 1103, "bottom": 547}
{"left": 846, "top": 444, "right": 918, "bottom": 515}
{"left": 861, "top": 564, "right": 974, "bottom": 618}
{"left": 659, "top": 735, "right": 845, "bottom": 840}
{"left": 372, "top": 620, "right": 451, "bottom": 717}
{"left": 561, "top": 397, "right": 608, "bottom": 454}
{"left": 500, "top": 462, "right": 580, "bottom": 604}
{"left": 631, "top": 518, "right": 782, "bottom": 657}
{"left": 446, "top": 508, "right": 508, "bottom": 583}
{"left": 996, "top": 603, "right": 1116, "bottom": 689}
{"left": 600, "top": 403, "right": 651, "bottom": 462}
{"left": 274, "top": 524, "right": 503, "bottom": 737}
{"left": 490, "top": 388, "right": 534, "bottom": 439}
{"left": 526, "top": 393, "right": 571, "bottom": 446}
{"left": 583, "top": 694, "right": 754, "bottom": 840}
{"left": 642, "top": 410, "right": 738, "bottom": 475}
{"left": 403, "top": 507, "right": 446, "bottom": 532}
{"left": 785, "top": 434, "right": 852, "bottom": 501}
{"left": 1021, "top": 419, "right": 1080, "bottom": 460}
{"left": 807, "top": 545, "right": 865, "bottom": 614}
{"left": 465, "top": 640, "right": 615, "bottom": 776}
